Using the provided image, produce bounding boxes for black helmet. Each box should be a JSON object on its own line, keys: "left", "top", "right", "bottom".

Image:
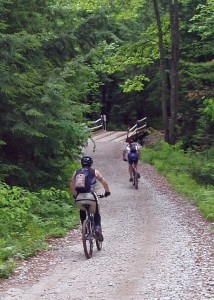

{"left": 81, "top": 156, "right": 93, "bottom": 167}
{"left": 130, "top": 143, "right": 137, "bottom": 153}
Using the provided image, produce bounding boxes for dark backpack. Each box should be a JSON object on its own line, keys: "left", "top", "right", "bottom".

{"left": 75, "top": 168, "right": 93, "bottom": 193}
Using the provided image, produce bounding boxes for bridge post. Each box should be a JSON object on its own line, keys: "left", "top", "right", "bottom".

{"left": 101, "top": 114, "right": 107, "bottom": 131}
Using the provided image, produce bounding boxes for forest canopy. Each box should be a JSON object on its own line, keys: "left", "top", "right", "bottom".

{"left": 0, "top": 0, "right": 213, "bottom": 190}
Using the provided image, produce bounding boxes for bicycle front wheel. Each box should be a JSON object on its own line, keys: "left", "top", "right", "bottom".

{"left": 82, "top": 219, "right": 93, "bottom": 259}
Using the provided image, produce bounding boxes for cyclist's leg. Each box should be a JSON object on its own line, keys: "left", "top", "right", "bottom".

{"left": 135, "top": 161, "right": 140, "bottom": 178}
{"left": 94, "top": 203, "right": 101, "bottom": 227}
{"left": 92, "top": 193, "right": 101, "bottom": 227}
{"left": 128, "top": 163, "right": 133, "bottom": 181}
{"left": 94, "top": 203, "right": 103, "bottom": 241}
{"left": 123, "top": 149, "right": 127, "bottom": 160}
{"left": 134, "top": 163, "right": 139, "bottom": 189}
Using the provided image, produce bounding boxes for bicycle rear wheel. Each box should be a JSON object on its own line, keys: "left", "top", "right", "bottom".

{"left": 82, "top": 219, "right": 93, "bottom": 259}
{"left": 135, "top": 170, "right": 138, "bottom": 189}
{"left": 132, "top": 169, "right": 136, "bottom": 186}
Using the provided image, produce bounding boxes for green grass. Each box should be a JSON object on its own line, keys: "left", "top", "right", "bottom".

{"left": 142, "top": 141, "right": 214, "bottom": 222}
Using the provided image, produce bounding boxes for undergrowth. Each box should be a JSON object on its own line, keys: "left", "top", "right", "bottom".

{"left": 0, "top": 183, "right": 79, "bottom": 278}
{"left": 142, "top": 141, "right": 214, "bottom": 222}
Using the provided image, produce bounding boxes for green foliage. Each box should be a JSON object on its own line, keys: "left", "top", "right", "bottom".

{"left": 203, "top": 98, "right": 214, "bottom": 121}
{"left": 185, "top": 97, "right": 214, "bottom": 150}
{"left": 1, "top": 0, "right": 213, "bottom": 190}
{"left": 0, "top": 6, "right": 95, "bottom": 189}
{"left": 120, "top": 75, "right": 150, "bottom": 93}
{"left": 189, "top": 1, "right": 214, "bottom": 41}
{"left": 0, "top": 182, "right": 79, "bottom": 278}
{"left": 143, "top": 141, "right": 214, "bottom": 221}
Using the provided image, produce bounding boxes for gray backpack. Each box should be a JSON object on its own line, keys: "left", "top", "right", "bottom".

{"left": 75, "top": 168, "right": 90, "bottom": 193}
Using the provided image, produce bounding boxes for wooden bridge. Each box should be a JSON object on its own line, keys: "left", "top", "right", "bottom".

{"left": 126, "top": 117, "right": 147, "bottom": 141}
{"left": 88, "top": 115, "right": 147, "bottom": 142}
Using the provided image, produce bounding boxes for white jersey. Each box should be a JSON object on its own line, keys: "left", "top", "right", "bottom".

{"left": 123, "top": 142, "right": 141, "bottom": 153}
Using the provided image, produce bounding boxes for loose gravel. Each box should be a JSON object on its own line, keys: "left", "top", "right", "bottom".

{"left": 0, "top": 131, "right": 213, "bottom": 300}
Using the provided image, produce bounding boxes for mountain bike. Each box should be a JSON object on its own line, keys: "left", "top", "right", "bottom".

{"left": 131, "top": 162, "right": 138, "bottom": 189}
{"left": 75, "top": 193, "right": 105, "bottom": 259}
{"left": 124, "top": 159, "right": 139, "bottom": 189}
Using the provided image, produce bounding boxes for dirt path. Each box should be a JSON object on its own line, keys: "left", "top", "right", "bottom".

{"left": 0, "top": 131, "right": 214, "bottom": 300}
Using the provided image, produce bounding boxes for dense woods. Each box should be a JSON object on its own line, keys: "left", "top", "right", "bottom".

{"left": 0, "top": 0, "right": 213, "bottom": 189}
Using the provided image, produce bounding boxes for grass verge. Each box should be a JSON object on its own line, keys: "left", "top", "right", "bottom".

{"left": 142, "top": 141, "right": 214, "bottom": 223}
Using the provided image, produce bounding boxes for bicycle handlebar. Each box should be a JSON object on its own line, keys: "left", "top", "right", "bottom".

{"left": 97, "top": 194, "right": 105, "bottom": 198}
{"left": 97, "top": 193, "right": 111, "bottom": 198}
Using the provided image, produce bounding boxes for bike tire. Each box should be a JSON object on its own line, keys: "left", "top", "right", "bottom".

{"left": 132, "top": 170, "right": 136, "bottom": 186}
{"left": 82, "top": 219, "right": 93, "bottom": 259}
{"left": 135, "top": 170, "right": 138, "bottom": 189}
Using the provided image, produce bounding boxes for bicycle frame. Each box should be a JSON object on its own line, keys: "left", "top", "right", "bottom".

{"left": 80, "top": 194, "right": 104, "bottom": 259}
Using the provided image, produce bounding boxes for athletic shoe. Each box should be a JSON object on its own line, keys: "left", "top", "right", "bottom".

{"left": 95, "top": 226, "right": 104, "bottom": 242}
{"left": 138, "top": 173, "right": 140, "bottom": 178}
{"left": 129, "top": 178, "right": 133, "bottom": 182}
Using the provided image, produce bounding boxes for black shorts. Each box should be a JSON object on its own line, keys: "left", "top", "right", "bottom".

{"left": 128, "top": 159, "right": 138, "bottom": 165}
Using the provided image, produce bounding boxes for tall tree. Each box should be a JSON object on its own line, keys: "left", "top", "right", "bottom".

{"left": 153, "top": 0, "right": 170, "bottom": 142}
{"left": 169, "top": 0, "right": 179, "bottom": 144}
{"left": 153, "top": 0, "right": 180, "bottom": 144}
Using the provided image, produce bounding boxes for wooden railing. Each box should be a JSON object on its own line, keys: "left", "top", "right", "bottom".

{"left": 88, "top": 115, "right": 107, "bottom": 132}
{"left": 87, "top": 114, "right": 146, "bottom": 140}
{"left": 127, "top": 117, "right": 147, "bottom": 140}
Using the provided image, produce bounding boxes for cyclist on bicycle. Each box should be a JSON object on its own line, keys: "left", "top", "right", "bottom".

{"left": 70, "top": 156, "right": 110, "bottom": 241}
{"left": 123, "top": 139, "right": 141, "bottom": 181}
{"left": 123, "top": 138, "right": 141, "bottom": 161}
{"left": 127, "top": 144, "right": 140, "bottom": 182}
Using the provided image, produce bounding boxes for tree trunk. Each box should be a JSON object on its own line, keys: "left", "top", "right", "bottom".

{"left": 169, "top": 0, "right": 179, "bottom": 144}
{"left": 153, "top": 0, "right": 170, "bottom": 143}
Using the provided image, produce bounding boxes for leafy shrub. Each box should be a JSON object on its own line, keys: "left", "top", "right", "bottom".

{"left": 0, "top": 182, "right": 79, "bottom": 278}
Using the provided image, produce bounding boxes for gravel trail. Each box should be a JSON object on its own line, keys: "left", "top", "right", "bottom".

{"left": 0, "top": 131, "right": 213, "bottom": 300}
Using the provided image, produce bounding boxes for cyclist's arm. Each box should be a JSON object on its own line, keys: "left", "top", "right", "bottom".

{"left": 95, "top": 170, "right": 110, "bottom": 193}
{"left": 137, "top": 143, "right": 142, "bottom": 156}
{"left": 123, "top": 149, "right": 127, "bottom": 160}
{"left": 123, "top": 144, "right": 129, "bottom": 159}
{"left": 135, "top": 153, "right": 139, "bottom": 164}
{"left": 70, "top": 171, "right": 77, "bottom": 196}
